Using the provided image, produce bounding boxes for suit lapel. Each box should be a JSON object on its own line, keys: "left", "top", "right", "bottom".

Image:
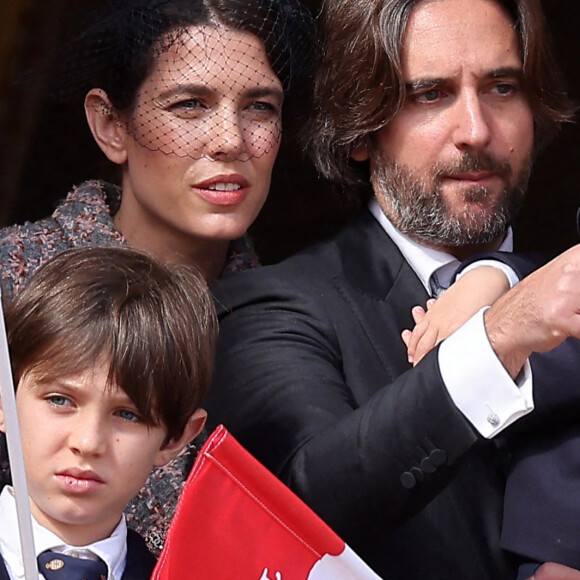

{"left": 332, "top": 210, "right": 430, "bottom": 380}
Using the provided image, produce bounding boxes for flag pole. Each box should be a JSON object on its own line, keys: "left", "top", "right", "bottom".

{"left": 0, "top": 290, "right": 38, "bottom": 579}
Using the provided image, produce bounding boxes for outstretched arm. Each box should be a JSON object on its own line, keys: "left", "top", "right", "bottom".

{"left": 208, "top": 267, "right": 482, "bottom": 543}
{"left": 402, "top": 266, "right": 511, "bottom": 365}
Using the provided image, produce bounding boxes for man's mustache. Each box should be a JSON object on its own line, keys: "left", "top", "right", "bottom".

{"left": 434, "top": 152, "right": 512, "bottom": 179}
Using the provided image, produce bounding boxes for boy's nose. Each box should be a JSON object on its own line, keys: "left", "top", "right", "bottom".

{"left": 69, "top": 413, "right": 107, "bottom": 456}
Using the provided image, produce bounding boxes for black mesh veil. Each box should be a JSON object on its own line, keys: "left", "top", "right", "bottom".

{"left": 50, "top": 0, "right": 318, "bottom": 161}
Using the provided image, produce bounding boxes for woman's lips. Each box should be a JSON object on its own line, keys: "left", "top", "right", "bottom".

{"left": 193, "top": 174, "right": 250, "bottom": 206}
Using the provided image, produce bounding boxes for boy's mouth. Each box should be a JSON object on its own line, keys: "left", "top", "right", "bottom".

{"left": 56, "top": 469, "right": 105, "bottom": 493}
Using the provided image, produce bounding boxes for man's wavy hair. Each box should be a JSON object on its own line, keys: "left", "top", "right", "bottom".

{"left": 306, "top": 0, "right": 575, "bottom": 200}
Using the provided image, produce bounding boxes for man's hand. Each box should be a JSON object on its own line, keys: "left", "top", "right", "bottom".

{"left": 485, "top": 244, "right": 580, "bottom": 379}
{"left": 530, "top": 563, "right": 580, "bottom": 579}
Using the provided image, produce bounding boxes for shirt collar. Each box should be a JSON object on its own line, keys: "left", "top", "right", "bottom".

{"left": 0, "top": 486, "right": 127, "bottom": 580}
{"left": 368, "top": 198, "right": 513, "bottom": 292}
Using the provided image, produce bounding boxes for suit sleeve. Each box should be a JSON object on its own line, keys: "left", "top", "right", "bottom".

{"left": 456, "top": 250, "right": 580, "bottom": 426}
{"left": 456, "top": 250, "right": 552, "bottom": 280}
{"left": 206, "top": 268, "right": 485, "bottom": 543}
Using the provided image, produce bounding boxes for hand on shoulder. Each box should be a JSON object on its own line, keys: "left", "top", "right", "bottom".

{"left": 485, "top": 244, "right": 580, "bottom": 378}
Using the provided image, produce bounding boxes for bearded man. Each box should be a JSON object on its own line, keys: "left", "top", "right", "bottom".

{"left": 206, "top": 0, "right": 576, "bottom": 578}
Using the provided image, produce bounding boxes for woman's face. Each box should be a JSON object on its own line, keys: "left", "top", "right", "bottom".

{"left": 113, "top": 25, "right": 283, "bottom": 262}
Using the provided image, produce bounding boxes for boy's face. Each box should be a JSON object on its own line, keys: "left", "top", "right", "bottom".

{"left": 0, "top": 364, "right": 179, "bottom": 545}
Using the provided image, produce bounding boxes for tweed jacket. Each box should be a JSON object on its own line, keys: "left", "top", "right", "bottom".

{"left": 0, "top": 180, "right": 259, "bottom": 555}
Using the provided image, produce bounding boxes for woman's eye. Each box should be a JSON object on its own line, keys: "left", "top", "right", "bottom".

{"left": 117, "top": 408, "right": 141, "bottom": 423}
{"left": 245, "top": 100, "right": 281, "bottom": 120}
{"left": 169, "top": 98, "right": 205, "bottom": 113}
{"left": 250, "top": 101, "right": 274, "bottom": 112}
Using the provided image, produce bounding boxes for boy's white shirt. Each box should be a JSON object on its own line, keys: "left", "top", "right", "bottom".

{"left": 0, "top": 486, "right": 127, "bottom": 580}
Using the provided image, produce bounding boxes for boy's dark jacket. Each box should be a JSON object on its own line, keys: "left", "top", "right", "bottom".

{"left": 0, "top": 529, "right": 155, "bottom": 580}
{"left": 459, "top": 250, "right": 580, "bottom": 567}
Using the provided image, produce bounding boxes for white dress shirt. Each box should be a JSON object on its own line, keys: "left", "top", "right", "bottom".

{"left": 0, "top": 486, "right": 127, "bottom": 580}
{"left": 369, "top": 199, "right": 533, "bottom": 438}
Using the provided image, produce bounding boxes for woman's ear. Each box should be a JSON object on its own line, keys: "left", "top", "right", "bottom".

{"left": 84, "top": 88, "right": 129, "bottom": 166}
{"left": 154, "top": 408, "right": 208, "bottom": 467}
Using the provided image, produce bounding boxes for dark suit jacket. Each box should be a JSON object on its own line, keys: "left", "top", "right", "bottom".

{"left": 208, "top": 209, "right": 516, "bottom": 579}
{"left": 460, "top": 251, "right": 580, "bottom": 569}
{"left": 0, "top": 529, "right": 155, "bottom": 580}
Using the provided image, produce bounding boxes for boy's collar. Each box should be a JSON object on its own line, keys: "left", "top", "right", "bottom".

{"left": 0, "top": 486, "right": 127, "bottom": 580}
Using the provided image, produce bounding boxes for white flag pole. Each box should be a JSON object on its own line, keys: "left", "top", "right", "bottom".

{"left": 0, "top": 290, "right": 38, "bottom": 579}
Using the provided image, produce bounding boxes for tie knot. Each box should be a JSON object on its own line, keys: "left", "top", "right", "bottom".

{"left": 61, "top": 548, "right": 101, "bottom": 562}
{"left": 37, "top": 550, "right": 107, "bottom": 580}
{"left": 429, "top": 270, "right": 448, "bottom": 298}
{"left": 428, "top": 260, "right": 461, "bottom": 298}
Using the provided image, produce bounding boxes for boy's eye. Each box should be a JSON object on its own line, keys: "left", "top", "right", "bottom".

{"left": 47, "top": 395, "right": 72, "bottom": 408}
{"left": 117, "top": 409, "right": 141, "bottom": 423}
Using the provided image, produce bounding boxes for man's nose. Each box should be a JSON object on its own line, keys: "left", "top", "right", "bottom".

{"left": 452, "top": 91, "right": 492, "bottom": 150}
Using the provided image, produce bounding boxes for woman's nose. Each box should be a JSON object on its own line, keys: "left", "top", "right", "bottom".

{"left": 206, "top": 107, "right": 245, "bottom": 161}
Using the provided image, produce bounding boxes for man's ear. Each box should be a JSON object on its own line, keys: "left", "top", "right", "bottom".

{"left": 351, "top": 141, "right": 370, "bottom": 162}
{"left": 84, "top": 88, "right": 128, "bottom": 166}
{"left": 154, "top": 408, "right": 208, "bottom": 467}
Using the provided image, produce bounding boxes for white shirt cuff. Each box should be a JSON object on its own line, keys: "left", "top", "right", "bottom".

{"left": 457, "top": 260, "right": 519, "bottom": 288}
{"left": 438, "top": 307, "right": 533, "bottom": 438}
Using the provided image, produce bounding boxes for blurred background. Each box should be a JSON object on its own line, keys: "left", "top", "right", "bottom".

{"left": 1, "top": 0, "right": 579, "bottom": 265}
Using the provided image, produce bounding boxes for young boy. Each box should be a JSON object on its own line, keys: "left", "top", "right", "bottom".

{"left": 0, "top": 246, "right": 217, "bottom": 579}
{"left": 402, "top": 250, "right": 580, "bottom": 579}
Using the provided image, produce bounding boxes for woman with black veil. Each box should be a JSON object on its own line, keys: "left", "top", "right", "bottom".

{"left": 0, "top": 0, "right": 317, "bottom": 555}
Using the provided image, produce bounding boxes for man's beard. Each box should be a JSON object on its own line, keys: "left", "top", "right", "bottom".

{"left": 371, "top": 150, "right": 531, "bottom": 248}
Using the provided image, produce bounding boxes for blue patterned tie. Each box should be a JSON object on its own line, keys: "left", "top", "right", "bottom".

{"left": 37, "top": 550, "right": 107, "bottom": 580}
{"left": 429, "top": 270, "right": 448, "bottom": 298}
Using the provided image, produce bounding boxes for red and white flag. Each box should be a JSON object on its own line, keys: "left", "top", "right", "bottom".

{"left": 152, "top": 425, "right": 382, "bottom": 579}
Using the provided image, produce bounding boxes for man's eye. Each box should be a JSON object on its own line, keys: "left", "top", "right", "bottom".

{"left": 415, "top": 89, "right": 442, "bottom": 103}
{"left": 495, "top": 83, "right": 515, "bottom": 95}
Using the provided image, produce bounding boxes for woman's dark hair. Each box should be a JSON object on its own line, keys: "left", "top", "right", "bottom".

{"left": 56, "top": 0, "right": 317, "bottom": 124}
{"left": 5, "top": 246, "right": 218, "bottom": 442}
{"left": 307, "top": 0, "right": 576, "bottom": 193}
